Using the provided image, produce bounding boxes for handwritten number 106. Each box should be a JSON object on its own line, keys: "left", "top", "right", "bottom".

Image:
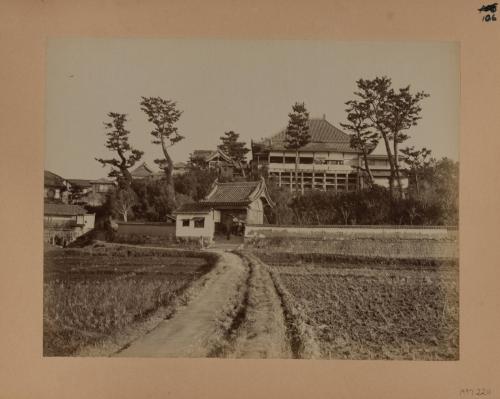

{"left": 483, "top": 14, "right": 497, "bottom": 21}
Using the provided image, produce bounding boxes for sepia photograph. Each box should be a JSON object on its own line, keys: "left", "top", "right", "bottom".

{"left": 43, "top": 39, "right": 459, "bottom": 360}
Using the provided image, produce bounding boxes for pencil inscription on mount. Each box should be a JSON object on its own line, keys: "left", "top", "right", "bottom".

{"left": 478, "top": 2, "right": 497, "bottom": 21}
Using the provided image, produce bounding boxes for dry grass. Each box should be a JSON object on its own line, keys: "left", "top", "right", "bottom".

{"left": 43, "top": 246, "right": 217, "bottom": 356}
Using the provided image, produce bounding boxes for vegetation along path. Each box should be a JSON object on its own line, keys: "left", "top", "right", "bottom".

{"left": 115, "top": 247, "right": 292, "bottom": 358}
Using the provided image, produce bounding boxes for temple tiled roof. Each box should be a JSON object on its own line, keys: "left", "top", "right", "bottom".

{"left": 256, "top": 118, "right": 359, "bottom": 153}
{"left": 131, "top": 162, "right": 155, "bottom": 178}
{"left": 202, "top": 178, "right": 274, "bottom": 207}
{"left": 203, "top": 181, "right": 260, "bottom": 204}
{"left": 174, "top": 178, "right": 275, "bottom": 214}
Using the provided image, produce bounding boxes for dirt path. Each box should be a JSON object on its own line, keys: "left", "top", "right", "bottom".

{"left": 112, "top": 244, "right": 293, "bottom": 358}
{"left": 115, "top": 250, "right": 247, "bottom": 357}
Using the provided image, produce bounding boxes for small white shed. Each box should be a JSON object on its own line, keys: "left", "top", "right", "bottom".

{"left": 173, "top": 204, "right": 220, "bottom": 239}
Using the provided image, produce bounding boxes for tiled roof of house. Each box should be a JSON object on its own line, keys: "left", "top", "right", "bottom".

{"left": 44, "top": 203, "right": 88, "bottom": 216}
{"left": 67, "top": 179, "right": 92, "bottom": 188}
{"left": 258, "top": 118, "right": 359, "bottom": 153}
{"left": 44, "top": 170, "right": 66, "bottom": 188}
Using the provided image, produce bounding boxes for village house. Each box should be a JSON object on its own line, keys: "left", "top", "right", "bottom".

{"left": 44, "top": 171, "right": 70, "bottom": 203}
{"left": 44, "top": 203, "right": 95, "bottom": 246}
{"left": 251, "top": 116, "right": 407, "bottom": 192}
{"left": 68, "top": 178, "right": 115, "bottom": 206}
{"left": 45, "top": 170, "right": 116, "bottom": 207}
{"left": 173, "top": 178, "right": 274, "bottom": 240}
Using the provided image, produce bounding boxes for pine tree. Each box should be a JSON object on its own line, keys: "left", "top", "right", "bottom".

{"left": 284, "top": 102, "right": 311, "bottom": 194}
{"left": 140, "top": 96, "right": 184, "bottom": 195}
{"left": 340, "top": 100, "right": 379, "bottom": 188}
{"left": 352, "top": 77, "right": 429, "bottom": 198}
{"left": 218, "top": 130, "right": 249, "bottom": 177}
{"left": 95, "top": 112, "right": 143, "bottom": 188}
{"left": 353, "top": 77, "right": 396, "bottom": 197}
{"left": 386, "top": 87, "right": 429, "bottom": 197}
{"left": 400, "top": 146, "right": 432, "bottom": 198}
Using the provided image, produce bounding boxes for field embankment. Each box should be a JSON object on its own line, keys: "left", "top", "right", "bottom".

{"left": 43, "top": 244, "right": 218, "bottom": 356}
{"left": 246, "top": 234, "right": 457, "bottom": 260}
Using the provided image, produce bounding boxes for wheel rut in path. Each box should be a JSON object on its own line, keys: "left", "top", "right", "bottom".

{"left": 227, "top": 251, "right": 292, "bottom": 359}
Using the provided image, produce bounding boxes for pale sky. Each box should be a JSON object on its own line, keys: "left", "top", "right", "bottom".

{"left": 45, "top": 39, "right": 459, "bottom": 179}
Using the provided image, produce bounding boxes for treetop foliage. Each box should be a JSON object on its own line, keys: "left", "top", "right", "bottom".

{"left": 284, "top": 102, "right": 311, "bottom": 151}
{"left": 340, "top": 100, "right": 379, "bottom": 159}
{"left": 140, "top": 96, "right": 184, "bottom": 147}
{"left": 95, "top": 112, "right": 143, "bottom": 187}
{"left": 218, "top": 131, "right": 249, "bottom": 163}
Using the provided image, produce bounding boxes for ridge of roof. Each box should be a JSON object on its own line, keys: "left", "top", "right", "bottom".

{"left": 89, "top": 178, "right": 115, "bottom": 184}
{"left": 44, "top": 202, "right": 88, "bottom": 216}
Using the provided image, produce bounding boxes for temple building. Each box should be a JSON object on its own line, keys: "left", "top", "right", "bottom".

{"left": 251, "top": 116, "right": 406, "bottom": 192}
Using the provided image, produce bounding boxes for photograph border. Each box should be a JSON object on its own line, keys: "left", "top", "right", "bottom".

{"left": 1, "top": 1, "right": 499, "bottom": 398}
